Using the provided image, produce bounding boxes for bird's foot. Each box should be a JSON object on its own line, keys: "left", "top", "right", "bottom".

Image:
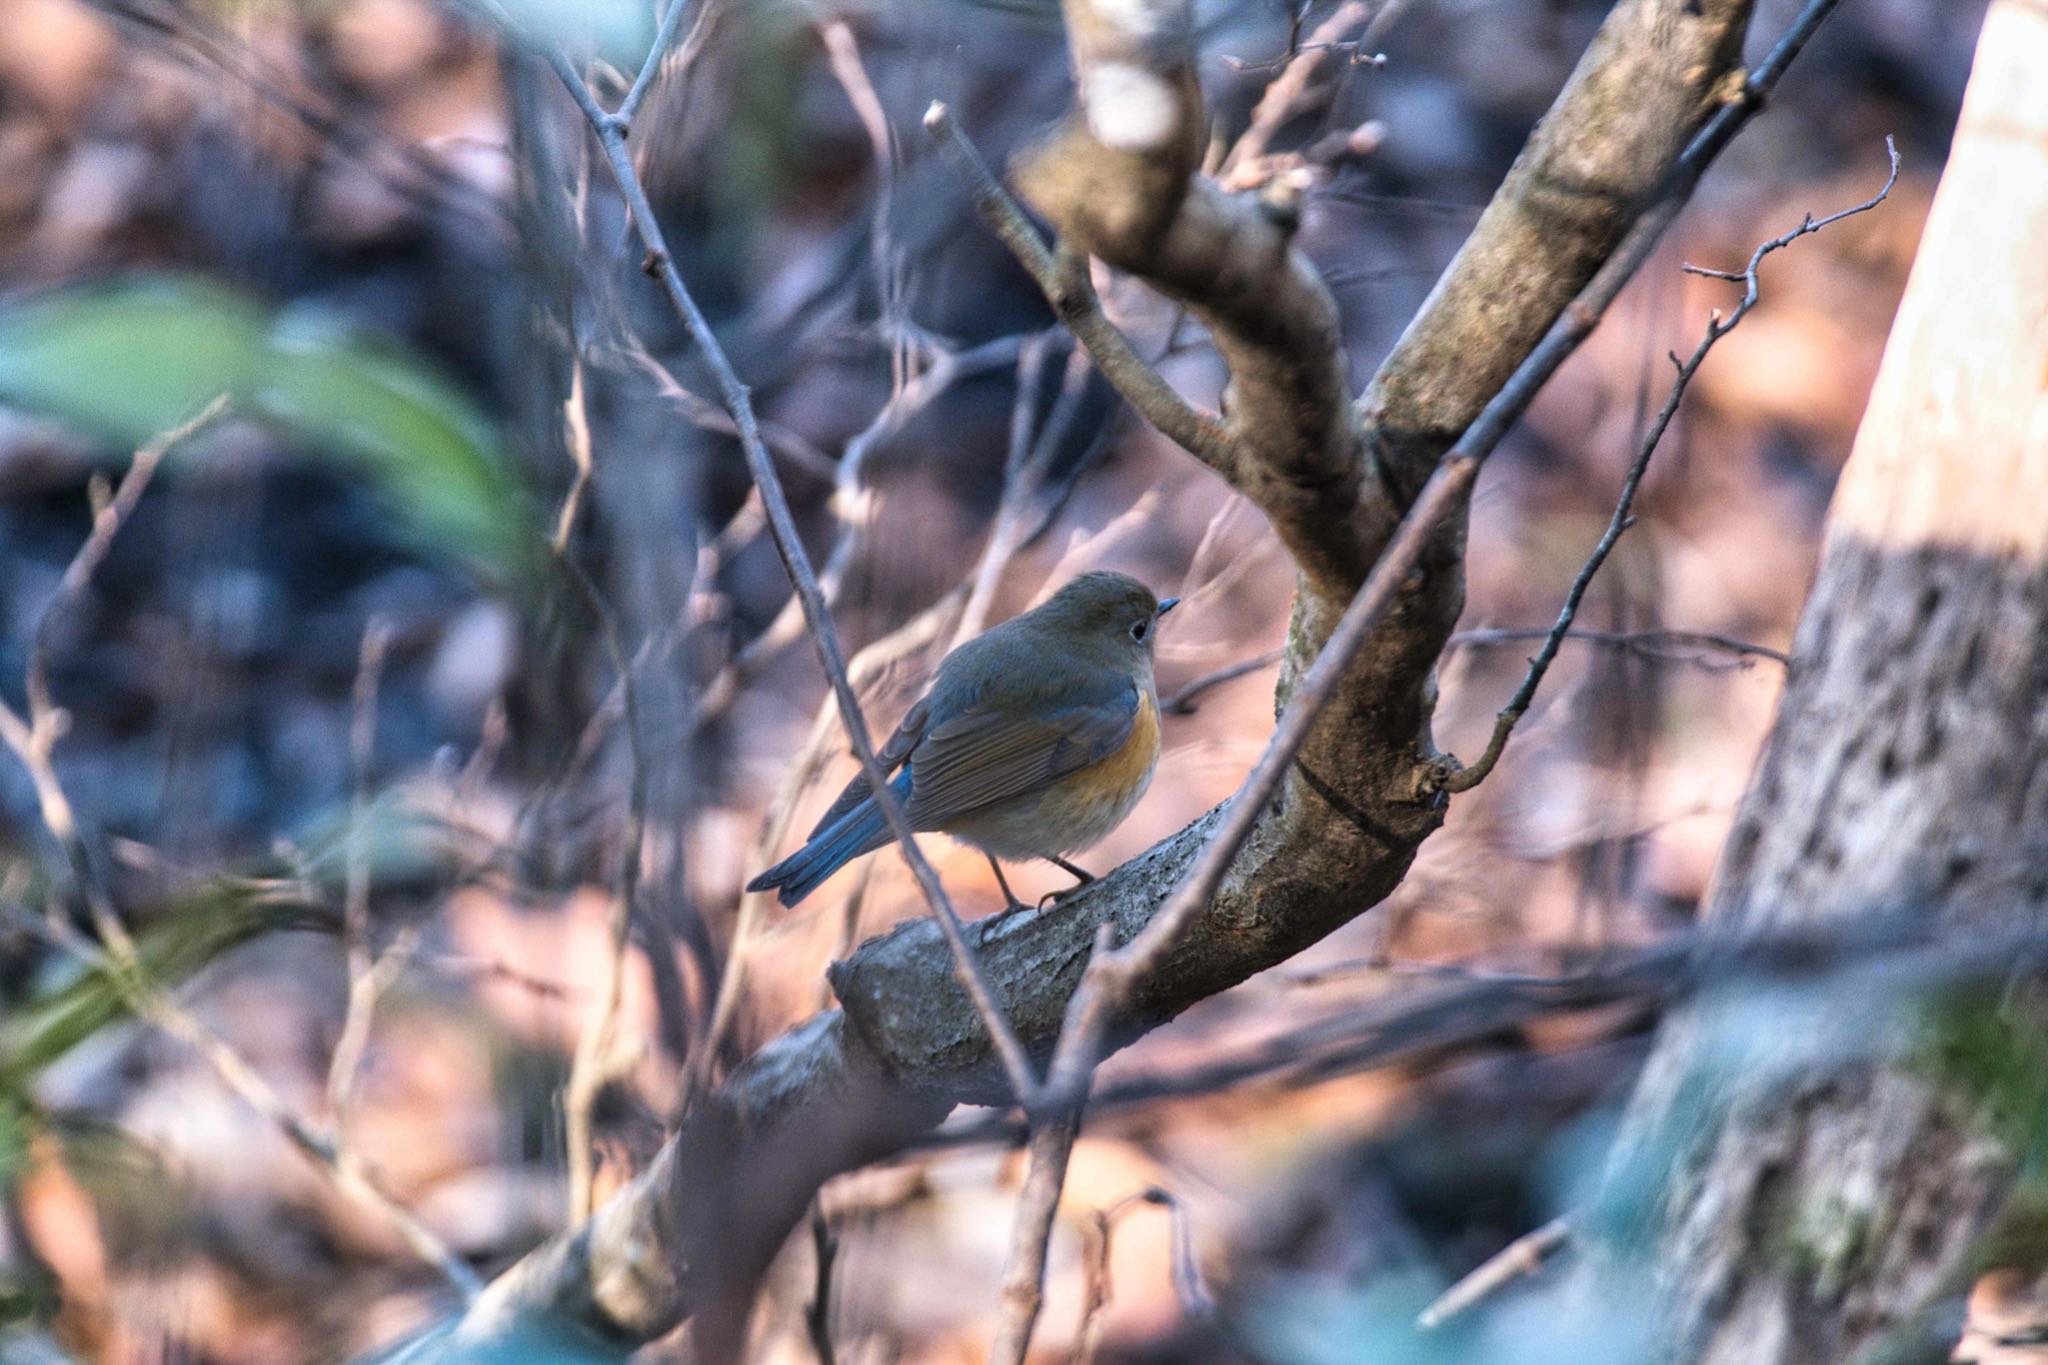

{"left": 1048, "top": 855, "right": 1097, "bottom": 885}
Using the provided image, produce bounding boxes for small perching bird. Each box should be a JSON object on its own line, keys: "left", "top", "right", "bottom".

{"left": 746, "top": 571, "right": 1177, "bottom": 909}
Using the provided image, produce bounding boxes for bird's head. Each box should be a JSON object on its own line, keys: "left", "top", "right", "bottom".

{"left": 1028, "top": 570, "right": 1178, "bottom": 665}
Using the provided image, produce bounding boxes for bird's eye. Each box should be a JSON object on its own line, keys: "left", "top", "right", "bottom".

{"left": 1130, "top": 619, "right": 1150, "bottom": 642}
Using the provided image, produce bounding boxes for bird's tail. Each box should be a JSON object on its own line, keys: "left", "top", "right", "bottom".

{"left": 744, "top": 772, "right": 909, "bottom": 907}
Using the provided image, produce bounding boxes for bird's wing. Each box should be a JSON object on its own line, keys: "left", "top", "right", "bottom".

{"left": 905, "top": 678, "right": 1139, "bottom": 826}
{"left": 804, "top": 694, "right": 931, "bottom": 841}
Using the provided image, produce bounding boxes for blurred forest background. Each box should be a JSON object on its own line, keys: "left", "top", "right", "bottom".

{"left": 0, "top": 0, "right": 2003, "bottom": 1361}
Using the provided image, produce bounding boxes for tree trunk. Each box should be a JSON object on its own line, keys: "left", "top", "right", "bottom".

{"left": 1587, "top": 3, "right": 2048, "bottom": 1359}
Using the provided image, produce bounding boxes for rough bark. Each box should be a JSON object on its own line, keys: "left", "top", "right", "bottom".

{"left": 424, "top": 1, "right": 1764, "bottom": 1356}
{"left": 1583, "top": 5, "right": 2048, "bottom": 1359}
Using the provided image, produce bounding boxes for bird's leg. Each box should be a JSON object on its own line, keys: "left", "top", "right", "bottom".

{"left": 986, "top": 854, "right": 1030, "bottom": 913}
{"left": 1037, "top": 855, "right": 1098, "bottom": 909}
{"left": 1049, "top": 855, "right": 1096, "bottom": 885}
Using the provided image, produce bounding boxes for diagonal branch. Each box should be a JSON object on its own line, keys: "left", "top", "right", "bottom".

{"left": 923, "top": 103, "right": 1233, "bottom": 474}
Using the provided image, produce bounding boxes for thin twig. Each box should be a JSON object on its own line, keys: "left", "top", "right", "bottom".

{"left": 1217, "top": 1, "right": 1370, "bottom": 181}
{"left": 953, "top": 331, "right": 1062, "bottom": 650}
{"left": 616, "top": 0, "right": 697, "bottom": 127}
{"left": 1417, "top": 1215, "right": 1573, "bottom": 1329}
{"left": 819, "top": 17, "right": 905, "bottom": 390}
{"left": 327, "top": 619, "right": 404, "bottom": 1126}
{"left": 1445, "top": 627, "right": 1788, "bottom": 667}
{"left": 989, "top": 1108, "right": 1082, "bottom": 1365}
{"left": 1074, "top": 1206, "right": 1116, "bottom": 1365}
{"left": 559, "top": 561, "right": 651, "bottom": 1223}
{"left": 1160, "top": 648, "right": 1285, "bottom": 715}
{"left": 554, "top": 358, "right": 595, "bottom": 551}
{"left": 1166, "top": 627, "right": 1783, "bottom": 723}
{"left": 616, "top": 337, "right": 839, "bottom": 480}
{"left": 542, "top": 44, "right": 1044, "bottom": 1107}
{"left": 327, "top": 926, "right": 420, "bottom": 1127}
{"left": 709, "top": 334, "right": 1027, "bottom": 697}
{"left": 1438, "top": 136, "right": 1897, "bottom": 793}
{"left": 1070, "top": 1185, "right": 1210, "bottom": 1362}
{"left": 922, "top": 103, "right": 1235, "bottom": 474}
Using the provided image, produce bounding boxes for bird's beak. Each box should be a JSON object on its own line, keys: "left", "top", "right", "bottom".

{"left": 1157, "top": 597, "right": 1180, "bottom": 616}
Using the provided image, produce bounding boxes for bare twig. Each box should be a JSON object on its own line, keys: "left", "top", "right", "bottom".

{"left": 1417, "top": 1215, "right": 1573, "bottom": 1329}
{"left": 327, "top": 619, "right": 393, "bottom": 1124}
{"left": 559, "top": 563, "right": 652, "bottom": 1223}
{"left": 922, "top": 103, "right": 1234, "bottom": 474}
{"left": 990, "top": 1109, "right": 1082, "bottom": 1365}
{"left": 1159, "top": 648, "right": 1285, "bottom": 715}
{"left": 553, "top": 359, "right": 596, "bottom": 551}
{"left": 1220, "top": 38, "right": 1385, "bottom": 75}
{"left": 542, "top": 44, "right": 1044, "bottom": 1108}
{"left": 327, "top": 926, "right": 420, "bottom": 1127}
{"left": 1072, "top": 1186, "right": 1210, "bottom": 1363}
{"left": 819, "top": 17, "right": 905, "bottom": 389}
{"left": 1217, "top": 1, "right": 1371, "bottom": 184}
{"left": 1074, "top": 1205, "right": 1116, "bottom": 1365}
{"left": 709, "top": 334, "right": 1027, "bottom": 697}
{"left": 429, "top": 954, "right": 576, "bottom": 1000}
{"left": 616, "top": 338, "right": 838, "bottom": 480}
{"left": 8, "top": 394, "right": 230, "bottom": 900}
{"left": 1167, "top": 627, "right": 1783, "bottom": 723}
{"left": 615, "top": 0, "right": 697, "bottom": 128}
{"left": 1445, "top": 627, "right": 1788, "bottom": 668}
{"left": 952, "top": 331, "right": 1064, "bottom": 650}
{"left": 1437, "top": 136, "right": 1897, "bottom": 793}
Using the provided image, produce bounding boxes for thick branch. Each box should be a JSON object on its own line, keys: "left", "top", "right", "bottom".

{"left": 1360, "top": 0, "right": 1755, "bottom": 497}
{"left": 1005, "top": 0, "right": 1369, "bottom": 594}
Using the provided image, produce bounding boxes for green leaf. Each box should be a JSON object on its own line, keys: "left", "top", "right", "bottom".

{"left": 0, "top": 275, "right": 536, "bottom": 583}
{"left": 0, "top": 882, "right": 333, "bottom": 1093}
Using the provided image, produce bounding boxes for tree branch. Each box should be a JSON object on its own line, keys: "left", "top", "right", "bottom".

{"left": 421, "top": 0, "right": 1861, "bottom": 1355}
{"left": 922, "top": 103, "right": 1233, "bottom": 474}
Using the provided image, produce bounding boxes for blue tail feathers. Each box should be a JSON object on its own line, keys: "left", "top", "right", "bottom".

{"left": 745, "top": 771, "right": 911, "bottom": 906}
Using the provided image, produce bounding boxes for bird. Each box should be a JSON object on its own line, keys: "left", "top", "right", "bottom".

{"left": 746, "top": 570, "right": 1178, "bottom": 910}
